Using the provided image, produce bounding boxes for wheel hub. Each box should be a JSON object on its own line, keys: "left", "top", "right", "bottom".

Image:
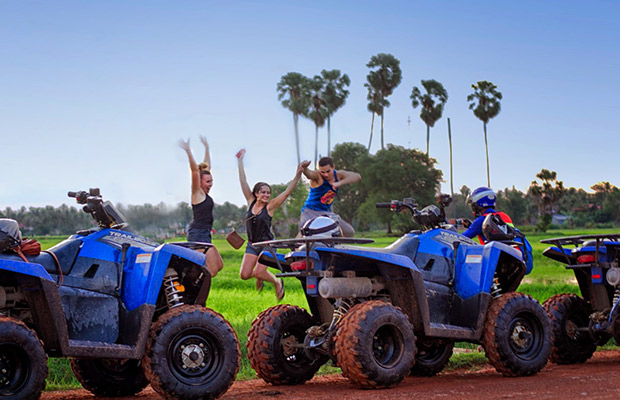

{"left": 0, "top": 344, "right": 28, "bottom": 394}
{"left": 0, "top": 355, "right": 11, "bottom": 387}
{"left": 281, "top": 335, "right": 299, "bottom": 357}
{"left": 181, "top": 343, "right": 206, "bottom": 369}
{"left": 511, "top": 321, "right": 532, "bottom": 349}
{"left": 565, "top": 319, "right": 579, "bottom": 339}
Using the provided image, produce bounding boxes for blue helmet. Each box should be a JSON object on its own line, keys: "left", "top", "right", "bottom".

{"left": 467, "top": 187, "right": 496, "bottom": 213}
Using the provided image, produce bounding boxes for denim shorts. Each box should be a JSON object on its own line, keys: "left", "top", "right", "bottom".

{"left": 187, "top": 227, "right": 212, "bottom": 244}
{"left": 245, "top": 242, "right": 265, "bottom": 256}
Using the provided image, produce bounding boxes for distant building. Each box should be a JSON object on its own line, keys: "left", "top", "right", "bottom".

{"left": 552, "top": 214, "right": 571, "bottom": 225}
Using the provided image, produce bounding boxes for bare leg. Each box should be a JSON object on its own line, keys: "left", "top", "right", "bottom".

{"left": 205, "top": 246, "right": 223, "bottom": 277}
{"left": 240, "top": 254, "right": 283, "bottom": 298}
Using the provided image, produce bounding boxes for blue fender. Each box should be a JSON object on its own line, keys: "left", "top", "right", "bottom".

{"left": 455, "top": 241, "right": 522, "bottom": 299}
{"left": 314, "top": 246, "right": 418, "bottom": 270}
{"left": 122, "top": 243, "right": 206, "bottom": 311}
{"left": 0, "top": 259, "right": 54, "bottom": 282}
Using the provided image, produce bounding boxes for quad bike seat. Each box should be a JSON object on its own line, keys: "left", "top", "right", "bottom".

{"left": 1, "top": 238, "right": 81, "bottom": 275}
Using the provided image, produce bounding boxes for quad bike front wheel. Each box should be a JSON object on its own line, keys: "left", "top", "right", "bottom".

{"left": 0, "top": 317, "right": 48, "bottom": 400}
{"left": 543, "top": 293, "right": 597, "bottom": 364}
{"left": 247, "top": 304, "right": 326, "bottom": 385}
{"left": 482, "top": 292, "right": 551, "bottom": 376}
{"left": 70, "top": 358, "right": 148, "bottom": 397}
{"left": 410, "top": 340, "right": 454, "bottom": 377}
{"left": 143, "top": 305, "right": 240, "bottom": 400}
{"left": 334, "top": 300, "right": 416, "bottom": 388}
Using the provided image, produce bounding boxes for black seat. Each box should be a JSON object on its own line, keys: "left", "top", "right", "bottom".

{"left": 1, "top": 251, "right": 62, "bottom": 276}
{"left": 1, "top": 238, "right": 81, "bottom": 275}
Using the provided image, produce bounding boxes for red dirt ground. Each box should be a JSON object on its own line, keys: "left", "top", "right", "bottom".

{"left": 42, "top": 349, "right": 620, "bottom": 400}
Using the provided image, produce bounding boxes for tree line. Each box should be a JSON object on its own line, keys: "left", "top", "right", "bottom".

{"left": 3, "top": 143, "right": 617, "bottom": 239}
{"left": 277, "top": 52, "right": 503, "bottom": 188}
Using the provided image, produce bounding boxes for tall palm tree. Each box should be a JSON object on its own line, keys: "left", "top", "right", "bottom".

{"left": 467, "top": 81, "right": 502, "bottom": 187}
{"left": 410, "top": 79, "right": 448, "bottom": 155}
{"left": 366, "top": 53, "right": 402, "bottom": 150}
{"left": 308, "top": 75, "right": 328, "bottom": 166}
{"left": 321, "top": 69, "right": 350, "bottom": 157}
{"left": 277, "top": 72, "right": 311, "bottom": 164}
{"left": 364, "top": 82, "right": 384, "bottom": 151}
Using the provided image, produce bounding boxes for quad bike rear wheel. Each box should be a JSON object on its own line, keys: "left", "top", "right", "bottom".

{"left": 410, "top": 341, "right": 454, "bottom": 377}
{"left": 0, "top": 317, "right": 48, "bottom": 400}
{"left": 247, "top": 304, "right": 326, "bottom": 385}
{"left": 543, "top": 293, "right": 597, "bottom": 364}
{"left": 70, "top": 358, "right": 148, "bottom": 397}
{"left": 334, "top": 300, "right": 416, "bottom": 388}
{"left": 482, "top": 292, "right": 551, "bottom": 376}
{"left": 143, "top": 305, "right": 240, "bottom": 400}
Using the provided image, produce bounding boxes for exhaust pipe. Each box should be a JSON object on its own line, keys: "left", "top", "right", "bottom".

{"left": 318, "top": 277, "right": 373, "bottom": 298}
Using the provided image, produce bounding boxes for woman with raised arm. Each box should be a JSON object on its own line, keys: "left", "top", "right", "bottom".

{"left": 178, "top": 136, "right": 223, "bottom": 277}
{"left": 236, "top": 148, "right": 307, "bottom": 301}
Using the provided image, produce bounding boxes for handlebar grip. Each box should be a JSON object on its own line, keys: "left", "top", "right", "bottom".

{"left": 68, "top": 191, "right": 78, "bottom": 198}
{"left": 376, "top": 203, "right": 393, "bottom": 209}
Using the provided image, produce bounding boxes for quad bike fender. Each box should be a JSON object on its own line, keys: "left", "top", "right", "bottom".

{"left": 0, "top": 259, "right": 54, "bottom": 282}
{"left": 454, "top": 242, "right": 523, "bottom": 299}
{"left": 122, "top": 243, "right": 207, "bottom": 311}
{"left": 314, "top": 246, "right": 418, "bottom": 270}
{"left": 313, "top": 247, "right": 431, "bottom": 332}
{"left": 259, "top": 251, "right": 290, "bottom": 271}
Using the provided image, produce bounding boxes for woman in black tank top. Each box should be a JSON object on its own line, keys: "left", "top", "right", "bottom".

{"left": 179, "top": 136, "right": 223, "bottom": 278}
{"left": 236, "top": 148, "right": 307, "bottom": 301}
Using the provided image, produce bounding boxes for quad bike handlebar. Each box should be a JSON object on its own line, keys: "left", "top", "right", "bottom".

{"left": 68, "top": 188, "right": 127, "bottom": 230}
{"left": 376, "top": 196, "right": 450, "bottom": 230}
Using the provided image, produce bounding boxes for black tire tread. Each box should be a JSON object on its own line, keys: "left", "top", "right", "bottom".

{"left": 410, "top": 341, "right": 454, "bottom": 377}
{"left": 543, "top": 293, "right": 597, "bottom": 364}
{"left": 482, "top": 292, "right": 551, "bottom": 377}
{"left": 0, "top": 316, "right": 48, "bottom": 400}
{"left": 333, "top": 300, "right": 415, "bottom": 388}
{"left": 246, "top": 304, "right": 322, "bottom": 385}
{"left": 70, "top": 358, "right": 148, "bottom": 397}
{"left": 143, "top": 305, "right": 240, "bottom": 400}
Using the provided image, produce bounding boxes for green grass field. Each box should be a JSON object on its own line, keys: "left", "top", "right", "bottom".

{"left": 37, "top": 228, "right": 619, "bottom": 390}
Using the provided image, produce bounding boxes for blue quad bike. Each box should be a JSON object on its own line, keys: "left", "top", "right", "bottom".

{"left": 247, "top": 196, "right": 551, "bottom": 389}
{"left": 0, "top": 189, "right": 240, "bottom": 400}
{"left": 541, "top": 234, "right": 620, "bottom": 364}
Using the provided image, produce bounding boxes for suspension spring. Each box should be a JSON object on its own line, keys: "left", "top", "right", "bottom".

{"left": 613, "top": 288, "right": 620, "bottom": 308}
{"left": 490, "top": 274, "right": 502, "bottom": 298}
{"left": 329, "top": 298, "right": 355, "bottom": 331}
{"left": 164, "top": 268, "right": 184, "bottom": 309}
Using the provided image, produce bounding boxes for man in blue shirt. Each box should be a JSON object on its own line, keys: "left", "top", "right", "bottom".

{"left": 299, "top": 157, "right": 361, "bottom": 237}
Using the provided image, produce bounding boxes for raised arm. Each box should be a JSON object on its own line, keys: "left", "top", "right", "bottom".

{"left": 301, "top": 161, "right": 320, "bottom": 182}
{"left": 236, "top": 149, "right": 253, "bottom": 204}
{"left": 332, "top": 170, "right": 362, "bottom": 189}
{"left": 268, "top": 162, "right": 306, "bottom": 212}
{"left": 200, "top": 135, "right": 211, "bottom": 170}
{"left": 178, "top": 139, "right": 203, "bottom": 201}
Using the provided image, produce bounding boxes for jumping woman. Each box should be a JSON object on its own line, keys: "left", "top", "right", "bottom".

{"left": 236, "top": 148, "right": 307, "bottom": 300}
{"left": 179, "top": 136, "right": 223, "bottom": 277}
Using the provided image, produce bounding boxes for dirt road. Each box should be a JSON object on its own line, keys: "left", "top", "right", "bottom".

{"left": 42, "top": 349, "right": 620, "bottom": 400}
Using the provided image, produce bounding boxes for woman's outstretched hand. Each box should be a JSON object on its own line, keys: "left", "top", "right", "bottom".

{"left": 236, "top": 148, "right": 246, "bottom": 160}
{"left": 178, "top": 138, "right": 190, "bottom": 152}
{"left": 199, "top": 135, "right": 209, "bottom": 149}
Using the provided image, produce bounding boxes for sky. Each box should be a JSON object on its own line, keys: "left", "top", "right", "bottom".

{"left": 1, "top": 1, "right": 619, "bottom": 209}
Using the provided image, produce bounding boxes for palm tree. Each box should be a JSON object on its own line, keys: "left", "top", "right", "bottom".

{"left": 467, "top": 81, "right": 502, "bottom": 187}
{"left": 321, "top": 69, "right": 350, "bottom": 157}
{"left": 410, "top": 79, "right": 448, "bottom": 155}
{"left": 277, "top": 72, "right": 311, "bottom": 163}
{"left": 366, "top": 53, "right": 402, "bottom": 150}
{"left": 364, "top": 83, "right": 384, "bottom": 151}
{"left": 307, "top": 75, "right": 328, "bottom": 166}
